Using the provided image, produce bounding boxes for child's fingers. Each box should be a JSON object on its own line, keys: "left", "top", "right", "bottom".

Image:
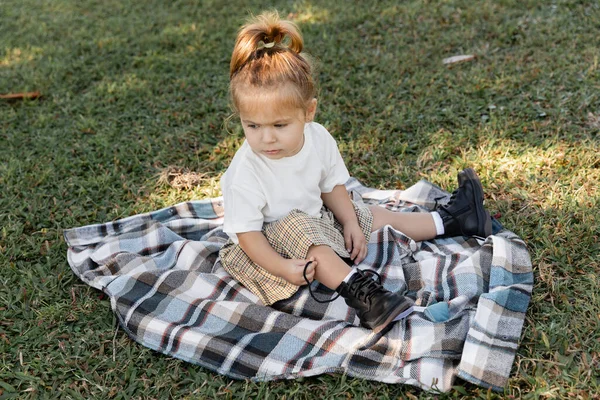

{"left": 356, "top": 244, "right": 367, "bottom": 264}
{"left": 305, "top": 269, "right": 315, "bottom": 283}
{"left": 350, "top": 245, "right": 360, "bottom": 261}
{"left": 303, "top": 260, "right": 316, "bottom": 274}
{"left": 344, "top": 235, "right": 352, "bottom": 254}
{"left": 353, "top": 252, "right": 361, "bottom": 264}
{"left": 352, "top": 241, "right": 366, "bottom": 264}
{"left": 350, "top": 236, "right": 362, "bottom": 261}
{"left": 303, "top": 262, "right": 315, "bottom": 283}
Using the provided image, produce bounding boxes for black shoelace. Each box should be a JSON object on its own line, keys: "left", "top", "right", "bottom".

{"left": 435, "top": 193, "right": 464, "bottom": 236}
{"left": 303, "top": 261, "right": 341, "bottom": 303}
{"left": 303, "top": 262, "right": 383, "bottom": 304}
{"left": 433, "top": 190, "right": 458, "bottom": 211}
{"left": 346, "top": 270, "right": 384, "bottom": 302}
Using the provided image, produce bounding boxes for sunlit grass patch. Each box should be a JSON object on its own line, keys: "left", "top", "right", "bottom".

{"left": 140, "top": 166, "right": 223, "bottom": 211}
{"left": 0, "top": 46, "right": 43, "bottom": 67}
{"left": 286, "top": 2, "right": 331, "bottom": 24}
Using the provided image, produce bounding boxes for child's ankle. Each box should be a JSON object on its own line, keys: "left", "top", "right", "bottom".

{"left": 431, "top": 211, "right": 445, "bottom": 236}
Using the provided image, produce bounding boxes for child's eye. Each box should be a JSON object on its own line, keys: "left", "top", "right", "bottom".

{"left": 247, "top": 124, "right": 258, "bottom": 129}
{"left": 274, "top": 124, "right": 287, "bottom": 128}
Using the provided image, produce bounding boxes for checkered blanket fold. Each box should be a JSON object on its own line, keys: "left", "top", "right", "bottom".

{"left": 64, "top": 178, "right": 533, "bottom": 392}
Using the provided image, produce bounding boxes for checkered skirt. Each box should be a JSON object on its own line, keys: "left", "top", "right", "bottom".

{"left": 219, "top": 202, "right": 373, "bottom": 305}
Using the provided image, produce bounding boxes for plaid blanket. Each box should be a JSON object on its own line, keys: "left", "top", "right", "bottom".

{"left": 64, "top": 178, "right": 533, "bottom": 392}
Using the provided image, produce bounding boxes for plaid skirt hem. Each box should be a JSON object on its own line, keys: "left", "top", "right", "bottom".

{"left": 219, "top": 202, "right": 373, "bottom": 305}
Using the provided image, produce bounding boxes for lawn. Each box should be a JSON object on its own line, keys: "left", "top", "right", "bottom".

{"left": 1, "top": 0, "right": 599, "bottom": 398}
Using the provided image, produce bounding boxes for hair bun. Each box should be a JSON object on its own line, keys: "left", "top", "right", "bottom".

{"left": 230, "top": 11, "right": 304, "bottom": 77}
{"left": 259, "top": 25, "right": 284, "bottom": 48}
{"left": 229, "top": 10, "right": 316, "bottom": 114}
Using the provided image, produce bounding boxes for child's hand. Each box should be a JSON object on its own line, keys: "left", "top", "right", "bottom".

{"left": 280, "top": 257, "right": 317, "bottom": 286}
{"left": 343, "top": 222, "right": 367, "bottom": 264}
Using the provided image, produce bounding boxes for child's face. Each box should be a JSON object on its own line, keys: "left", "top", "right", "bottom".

{"left": 237, "top": 88, "right": 317, "bottom": 160}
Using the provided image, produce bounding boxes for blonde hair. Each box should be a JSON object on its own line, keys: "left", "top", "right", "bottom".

{"left": 229, "top": 11, "right": 316, "bottom": 112}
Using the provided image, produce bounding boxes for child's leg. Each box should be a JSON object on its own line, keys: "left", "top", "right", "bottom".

{"left": 369, "top": 206, "right": 437, "bottom": 241}
{"left": 369, "top": 168, "right": 493, "bottom": 240}
{"left": 307, "top": 244, "right": 413, "bottom": 333}
{"left": 307, "top": 244, "right": 352, "bottom": 290}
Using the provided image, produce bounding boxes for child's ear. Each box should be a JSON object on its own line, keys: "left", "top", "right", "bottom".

{"left": 305, "top": 98, "right": 318, "bottom": 122}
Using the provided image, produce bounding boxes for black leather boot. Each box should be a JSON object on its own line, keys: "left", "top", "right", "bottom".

{"left": 437, "top": 168, "right": 492, "bottom": 238}
{"left": 336, "top": 269, "right": 413, "bottom": 333}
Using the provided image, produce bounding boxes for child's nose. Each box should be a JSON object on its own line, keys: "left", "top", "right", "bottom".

{"left": 262, "top": 129, "right": 276, "bottom": 143}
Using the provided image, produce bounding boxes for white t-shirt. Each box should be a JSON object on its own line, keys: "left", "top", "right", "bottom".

{"left": 221, "top": 122, "right": 350, "bottom": 243}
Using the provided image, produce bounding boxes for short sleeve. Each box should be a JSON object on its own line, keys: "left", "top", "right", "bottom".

{"left": 318, "top": 130, "right": 350, "bottom": 193}
{"left": 222, "top": 183, "right": 266, "bottom": 239}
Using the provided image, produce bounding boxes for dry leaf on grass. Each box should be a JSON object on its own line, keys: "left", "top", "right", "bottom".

{"left": 158, "top": 166, "right": 207, "bottom": 190}
{"left": 442, "top": 55, "right": 476, "bottom": 65}
{"left": 0, "top": 91, "right": 42, "bottom": 100}
{"left": 587, "top": 112, "right": 600, "bottom": 129}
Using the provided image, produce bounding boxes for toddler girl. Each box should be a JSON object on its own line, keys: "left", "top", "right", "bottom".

{"left": 219, "top": 11, "right": 492, "bottom": 333}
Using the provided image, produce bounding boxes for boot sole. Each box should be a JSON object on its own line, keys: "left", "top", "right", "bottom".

{"left": 461, "top": 168, "right": 492, "bottom": 237}
{"left": 371, "top": 302, "right": 413, "bottom": 334}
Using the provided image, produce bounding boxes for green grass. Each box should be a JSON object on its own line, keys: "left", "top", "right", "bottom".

{"left": 1, "top": 0, "right": 599, "bottom": 398}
